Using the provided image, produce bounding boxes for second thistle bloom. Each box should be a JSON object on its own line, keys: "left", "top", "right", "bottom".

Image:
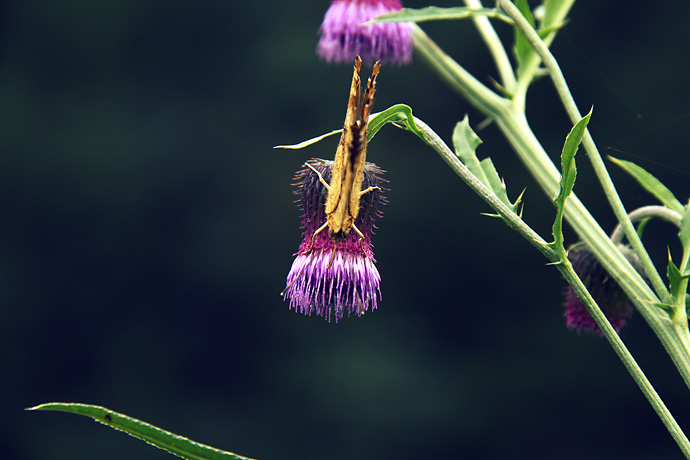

{"left": 563, "top": 244, "right": 642, "bottom": 335}
{"left": 317, "top": 0, "right": 413, "bottom": 65}
{"left": 283, "top": 159, "right": 386, "bottom": 322}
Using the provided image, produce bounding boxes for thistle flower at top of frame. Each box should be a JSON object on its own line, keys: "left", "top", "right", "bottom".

{"left": 282, "top": 159, "right": 386, "bottom": 322}
{"left": 317, "top": 0, "right": 413, "bottom": 66}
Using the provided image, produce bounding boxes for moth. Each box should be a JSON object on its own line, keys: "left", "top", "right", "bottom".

{"left": 304, "top": 56, "right": 381, "bottom": 262}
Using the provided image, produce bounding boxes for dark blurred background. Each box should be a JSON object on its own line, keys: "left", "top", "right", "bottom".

{"left": 2, "top": 1, "right": 690, "bottom": 459}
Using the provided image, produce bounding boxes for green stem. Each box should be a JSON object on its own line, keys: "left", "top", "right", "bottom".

{"left": 413, "top": 114, "right": 690, "bottom": 457}
{"left": 413, "top": 7, "right": 690, "bottom": 394}
{"left": 511, "top": 0, "right": 575, "bottom": 108}
{"left": 412, "top": 116, "right": 557, "bottom": 261}
{"left": 498, "top": 101, "right": 690, "bottom": 394}
{"left": 674, "top": 249, "right": 690, "bottom": 360}
{"left": 463, "top": 0, "right": 516, "bottom": 92}
{"left": 607, "top": 204, "right": 690, "bottom": 374}
{"left": 498, "top": 0, "right": 669, "bottom": 301}
{"left": 411, "top": 4, "right": 690, "bottom": 453}
{"left": 560, "top": 258, "right": 690, "bottom": 458}
{"left": 610, "top": 205, "right": 683, "bottom": 244}
{"left": 412, "top": 24, "right": 505, "bottom": 119}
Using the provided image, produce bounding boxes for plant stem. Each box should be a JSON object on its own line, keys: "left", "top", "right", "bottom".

{"left": 411, "top": 4, "right": 690, "bottom": 453}
{"left": 413, "top": 114, "right": 690, "bottom": 457}
{"left": 498, "top": 0, "right": 669, "bottom": 301}
{"left": 559, "top": 258, "right": 690, "bottom": 458}
{"left": 463, "top": 0, "right": 516, "bottom": 92}
{"left": 412, "top": 10, "right": 690, "bottom": 394}
{"left": 412, "top": 24, "right": 505, "bottom": 119}
{"left": 610, "top": 205, "right": 683, "bottom": 244}
{"left": 411, "top": 116, "right": 558, "bottom": 261}
{"left": 511, "top": 0, "right": 575, "bottom": 108}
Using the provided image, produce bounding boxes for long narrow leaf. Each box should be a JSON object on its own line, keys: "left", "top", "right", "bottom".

{"left": 274, "top": 129, "right": 342, "bottom": 150}
{"left": 608, "top": 156, "right": 684, "bottom": 214}
{"left": 275, "top": 104, "right": 421, "bottom": 152}
{"left": 28, "top": 403, "right": 255, "bottom": 460}
{"left": 369, "top": 6, "right": 511, "bottom": 24}
{"left": 551, "top": 109, "right": 592, "bottom": 251}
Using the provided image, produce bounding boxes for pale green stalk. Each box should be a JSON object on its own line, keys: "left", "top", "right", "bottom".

{"left": 463, "top": 0, "right": 516, "bottom": 92}
{"left": 512, "top": 0, "right": 575, "bottom": 108}
{"left": 560, "top": 258, "right": 690, "bottom": 457}
{"left": 498, "top": 0, "right": 669, "bottom": 301}
{"left": 409, "top": 1, "right": 690, "bottom": 453}
{"left": 412, "top": 18, "right": 690, "bottom": 392}
{"left": 414, "top": 114, "right": 690, "bottom": 457}
{"left": 610, "top": 205, "right": 682, "bottom": 244}
{"left": 499, "top": 0, "right": 690, "bottom": 396}
{"left": 412, "top": 116, "right": 555, "bottom": 260}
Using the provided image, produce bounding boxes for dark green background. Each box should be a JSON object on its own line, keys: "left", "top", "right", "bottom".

{"left": 3, "top": 1, "right": 690, "bottom": 459}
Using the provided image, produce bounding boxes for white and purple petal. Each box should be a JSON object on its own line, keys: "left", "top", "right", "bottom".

{"left": 317, "top": 0, "right": 413, "bottom": 65}
{"left": 283, "top": 159, "right": 386, "bottom": 322}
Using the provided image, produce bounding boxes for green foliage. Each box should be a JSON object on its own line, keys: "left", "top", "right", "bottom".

{"left": 452, "top": 116, "right": 522, "bottom": 214}
{"left": 273, "top": 129, "right": 342, "bottom": 150}
{"left": 665, "top": 249, "right": 690, "bottom": 318}
{"left": 273, "top": 104, "right": 422, "bottom": 151}
{"left": 550, "top": 109, "right": 592, "bottom": 253}
{"left": 367, "top": 104, "right": 424, "bottom": 140}
{"left": 541, "top": 0, "right": 572, "bottom": 28}
{"left": 28, "top": 403, "right": 254, "bottom": 460}
{"left": 512, "top": 0, "right": 537, "bottom": 75}
{"left": 667, "top": 252, "right": 689, "bottom": 299}
{"left": 509, "top": 0, "right": 566, "bottom": 80}
{"left": 369, "top": 6, "right": 510, "bottom": 24}
{"left": 608, "top": 156, "right": 684, "bottom": 214}
{"left": 679, "top": 205, "right": 690, "bottom": 255}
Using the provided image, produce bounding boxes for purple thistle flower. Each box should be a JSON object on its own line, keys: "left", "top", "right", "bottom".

{"left": 317, "top": 0, "right": 413, "bottom": 66}
{"left": 563, "top": 244, "right": 642, "bottom": 335}
{"left": 283, "top": 158, "right": 386, "bottom": 322}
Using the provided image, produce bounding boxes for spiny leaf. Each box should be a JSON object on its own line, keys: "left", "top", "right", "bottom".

{"left": 551, "top": 109, "right": 592, "bottom": 252}
{"left": 667, "top": 250, "right": 690, "bottom": 301}
{"left": 453, "top": 116, "right": 485, "bottom": 183}
{"left": 452, "top": 116, "right": 522, "bottom": 214}
{"left": 608, "top": 156, "right": 684, "bottom": 214}
{"left": 28, "top": 403, "right": 255, "bottom": 460}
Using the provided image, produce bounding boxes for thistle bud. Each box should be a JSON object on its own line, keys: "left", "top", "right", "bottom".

{"left": 563, "top": 244, "right": 643, "bottom": 335}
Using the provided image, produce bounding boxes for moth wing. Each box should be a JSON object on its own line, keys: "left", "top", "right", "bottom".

{"left": 349, "top": 60, "right": 380, "bottom": 218}
{"left": 326, "top": 56, "right": 363, "bottom": 215}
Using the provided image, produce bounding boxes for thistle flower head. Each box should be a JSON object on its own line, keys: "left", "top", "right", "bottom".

{"left": 283, "top": 159, "right": 386, "bottom": 322}
{"left": 563, "top": 244, "right": 641, "bottom": 335}
{"left": 317, "top": 0, "right": 413, "bottom": 66}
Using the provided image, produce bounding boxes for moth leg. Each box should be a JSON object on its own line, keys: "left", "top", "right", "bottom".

{"left": 359, "top": 185, "right": 381, "bottom": 196}
{"left": 351, "top": 223, "right": 369, "bottom": 257}
{"left": 327, "top": 240, "right": 338, "bottom": 270}
{"left": 304, "top": 162, "right": 331, "bottom": 190}
{"left": 303, "top": 221, "right": 329, "bottom": 255}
